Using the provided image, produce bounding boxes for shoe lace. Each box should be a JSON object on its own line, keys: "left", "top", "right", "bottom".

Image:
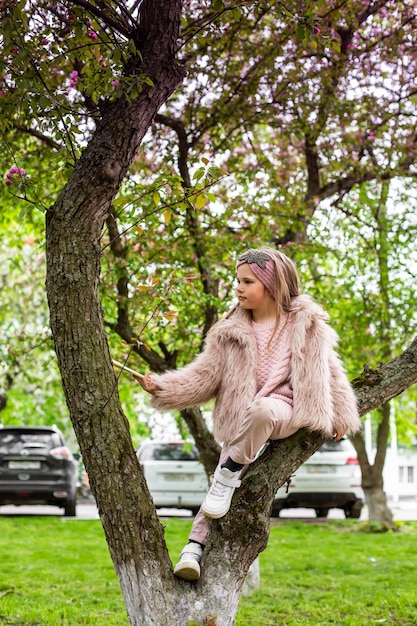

{"left": 209, "top": 479, "right": 227, "bottom": 498}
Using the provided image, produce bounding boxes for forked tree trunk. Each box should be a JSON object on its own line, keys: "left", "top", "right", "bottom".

{"left": 44, "top": 0, "right": 417, "bottom": 622}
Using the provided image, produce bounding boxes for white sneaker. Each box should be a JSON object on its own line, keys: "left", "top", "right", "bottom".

{"left": 174, "top": 542, "right": 203, "bottom": 581}
{"left": 201, "top": 466, "right": 242, "bottom": 519}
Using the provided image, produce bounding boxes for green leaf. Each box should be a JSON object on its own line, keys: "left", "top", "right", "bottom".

{"left": 195, "top": 194, "right": 208, "bottom": 209}
{"left": 296, "top": 24, "right": 307, "bottom": 42}
{"left": 192, "top": 168, "right": 205, "bottom": 181}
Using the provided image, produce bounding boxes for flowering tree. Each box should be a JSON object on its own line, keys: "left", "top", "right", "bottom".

{"left": 2, "top": 1, "right": 417, "bottom": 624}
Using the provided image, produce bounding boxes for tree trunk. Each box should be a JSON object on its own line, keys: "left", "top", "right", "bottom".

{"left": 354, "top": 432, "right": 394, "bottom": 526}
{"left": 352, "top": 403, "right": 394, "bottom": 526}
{"left": 364, "top": 486, "right": 394, "bottom": 525}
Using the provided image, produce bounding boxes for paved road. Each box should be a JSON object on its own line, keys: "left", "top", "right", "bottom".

{"left": 1, "top": 499, "right": 417, "bottom": 521}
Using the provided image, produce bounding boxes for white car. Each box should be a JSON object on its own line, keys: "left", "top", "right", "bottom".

{"left": 272, "top": 438, "right": 364, "bottom": 518}
{"left": 136, "top": 441, "right": 208, "bottom": 515}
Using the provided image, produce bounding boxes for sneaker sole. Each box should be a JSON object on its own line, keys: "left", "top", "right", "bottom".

{"left": 174, "top": 562, "right": 200, "bottom": 581}
{"left": 201, "top": 506, "right": 229, "bottom": 519}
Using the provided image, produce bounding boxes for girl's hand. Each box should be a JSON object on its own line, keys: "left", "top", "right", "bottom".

{"left": 136, "top": 371, "right": 159, "bottom": 395}
{"left": 333, "top": 430, "right": 346, "bottom": 442}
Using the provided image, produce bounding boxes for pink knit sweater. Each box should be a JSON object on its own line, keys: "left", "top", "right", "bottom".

{"left": 252, "top": 314, "right": 293, "bottom": 406}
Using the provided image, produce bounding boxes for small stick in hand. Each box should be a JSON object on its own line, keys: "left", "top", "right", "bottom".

{"left": 112, "top": 359, "right": 144, "bottom": 382}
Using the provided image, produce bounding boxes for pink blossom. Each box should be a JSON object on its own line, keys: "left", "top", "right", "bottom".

{"left": 5, "top": 166, "right": 26, "bottom": 184}
{"left": 111, "top": 79, "right": 120, "bottom": 87}
{"left": 88, "top": 29, "right": 98, "bottom": 40}
{"left": 69, "top": 70, "right": 78, "bottom": 88}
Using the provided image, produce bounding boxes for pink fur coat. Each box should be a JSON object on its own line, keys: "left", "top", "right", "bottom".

{"left": 151, "top": 295, "right": 361, "bottom": 443}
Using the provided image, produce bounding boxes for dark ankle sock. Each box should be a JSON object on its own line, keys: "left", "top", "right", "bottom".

{"left": 221, "top": 457, "right": 244, "bottom": 472}
{"left": 189, "top": 540, "right": 205, "bottom": 549}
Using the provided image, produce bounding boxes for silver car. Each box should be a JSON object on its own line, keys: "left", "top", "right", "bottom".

{"left": 272, "top": 438, "right": 364, "bottom": 518}
{"left": 136, "top": 441, "right": 208, "bottom": 515}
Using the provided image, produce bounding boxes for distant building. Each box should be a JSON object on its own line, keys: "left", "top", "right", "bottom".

{"left": 384, "top": 447, "right": 417, "bottom": 501}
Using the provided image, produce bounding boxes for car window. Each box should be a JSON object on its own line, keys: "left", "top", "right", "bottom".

{"left": 139, "top": 443, "right": 200, "bottom": 462}
{"left": 0, "top": 431, "right": 57, "bottom": 454}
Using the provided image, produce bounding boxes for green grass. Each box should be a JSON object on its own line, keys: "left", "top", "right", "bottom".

{"left": 0, "top": 516, "right": 125, "bottom": 625}
{"left": 0, "top": 515, "right": 416, "bottom": 625}
{"left": 238, "top": 519, "right": 417, "bottom": 625}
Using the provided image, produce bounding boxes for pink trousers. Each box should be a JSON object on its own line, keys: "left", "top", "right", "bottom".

{"left": 189, "top": 397, "right": 296, "bottom": 545}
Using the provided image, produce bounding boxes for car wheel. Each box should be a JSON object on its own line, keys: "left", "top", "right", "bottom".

{"left": 315, "top": 508, "right": 329, "bottom": 518}
{"left": 64, "top": 498, "right": 77, "bottom": 517}
{"left": 345, "top": 502, "right": 362, "bottom": 519}
{"left": 270, "top": 505, "right": 282, "bottom": 518}
{"left": 190, "top": 507, "right": 201, "bottom": 516}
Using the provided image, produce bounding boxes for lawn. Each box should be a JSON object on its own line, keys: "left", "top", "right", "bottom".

{"left": 0, "top": 515, "right": 416, "bottom": 625}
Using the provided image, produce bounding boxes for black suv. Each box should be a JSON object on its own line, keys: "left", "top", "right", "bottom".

{"left": 0, "top": 426, "right": 77, "bottom": 516}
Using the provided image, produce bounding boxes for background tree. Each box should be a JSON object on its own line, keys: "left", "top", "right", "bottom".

{"left": 1, "top": 1, "right": 417, "bottom": 624}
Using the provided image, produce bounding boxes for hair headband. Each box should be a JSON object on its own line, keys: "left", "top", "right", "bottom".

{"left": 236, "top": 249, "right": 276, "bottom": 298}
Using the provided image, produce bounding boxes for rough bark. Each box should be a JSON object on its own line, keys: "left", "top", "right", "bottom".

{"left": 351, "top": 340, "right": 417, "bottom": 415}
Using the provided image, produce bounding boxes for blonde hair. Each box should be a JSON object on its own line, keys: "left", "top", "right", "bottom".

{"left": 256, "top": 247, "right": 301, "bottom": 345}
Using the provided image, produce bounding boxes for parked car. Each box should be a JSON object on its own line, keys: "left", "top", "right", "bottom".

{"left": 271, "top": 438, "right": 364, "bottom": 518}
{"left": 0, "top": 425, "right": 78, "bottom": 516}
{"left": 136, "top": 441, "right": 208, "bottom": 515}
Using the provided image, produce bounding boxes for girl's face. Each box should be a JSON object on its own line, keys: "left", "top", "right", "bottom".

{"left": 236, "top": 264, "right": 274, "bottom": 315}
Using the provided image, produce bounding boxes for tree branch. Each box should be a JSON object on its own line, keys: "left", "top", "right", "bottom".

{"left": 352, "top": 335, "right": 417, "bottom": 416}
{"left": 11, "top": 123, "right": 63, "bottom": 152}
{"left": 68, "top": 0, "right": 134, "bottom": 38}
